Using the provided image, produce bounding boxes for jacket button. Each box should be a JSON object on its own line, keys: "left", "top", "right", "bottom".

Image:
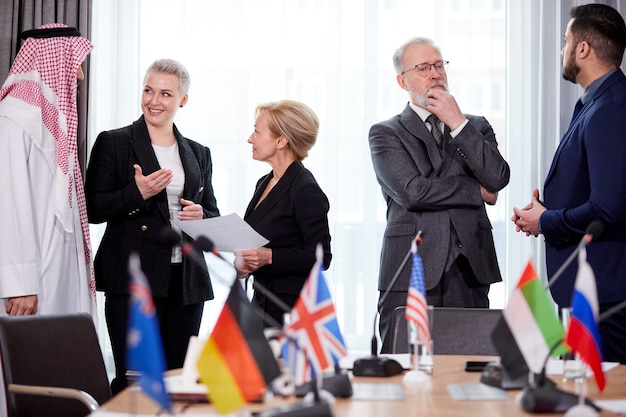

{"left": 457, "top": 241, "right": 463, "bottom": 248}
{"left": 140, "top": 225, "right": 148, "bottom": 232}
{"left": 199, "top": 186, "right": 204, "bottom": 192}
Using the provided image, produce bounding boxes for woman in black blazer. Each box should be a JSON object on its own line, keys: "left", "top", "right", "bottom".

{"left": 85, "top": 59, "right": 219, "bottom": 394}
{"left": 235, "top": 100, "right": 332, "bottom": 327}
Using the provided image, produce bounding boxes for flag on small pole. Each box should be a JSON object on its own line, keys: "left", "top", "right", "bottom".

{"left": 281, "top": 244, "right": 347, "bottom": 385}
{"left": 491, "top": 260, "right": 568, "bottom": 378}
{"left": 565, "top": 249, "right": 605, "bottom": 391}
{"left": 196, "top": 280, "right": 281, "bottom": 415}
{"left": 405, "top": 239, "right": 431, "bottom": 354}
{"left": 127, "top": 252, "right": 171, "bottom": 411}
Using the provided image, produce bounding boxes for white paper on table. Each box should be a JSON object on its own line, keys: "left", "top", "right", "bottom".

{"left": 594, "top": 399, "right": 626, "bottom": 415}
{"left": 172, "top": 213, "right": 268, "bottom": 252}
{"left": 545, "top": 359, "right": 620, "bottom": 376}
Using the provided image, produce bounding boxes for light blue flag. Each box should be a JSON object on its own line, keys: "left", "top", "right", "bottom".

{"left": 127, "top": 253, "right": 171, "bottom": 411}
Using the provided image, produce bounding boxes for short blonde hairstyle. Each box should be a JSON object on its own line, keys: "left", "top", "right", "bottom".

{"left": 255, "top": 100, "right": 319, "bottom": 161}
{"left": 144, "top": 58, "right": 191, "bottom": 96}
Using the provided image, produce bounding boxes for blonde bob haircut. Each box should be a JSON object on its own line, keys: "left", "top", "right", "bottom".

{"left": 255, "top": 100, "right": 319, "bottom": 161}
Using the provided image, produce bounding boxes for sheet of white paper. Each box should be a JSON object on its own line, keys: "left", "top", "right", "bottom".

{"left": 594, "top": 399, "right": 626, "bottom": 414}
{"left": 172, "top": 213, "right": 268, "bottom": 252}
{"left": 447, "top": 384, "right": 510, "bottom": 401}
{"left": 351, "top": 382, "right": 405, "bottom": 401}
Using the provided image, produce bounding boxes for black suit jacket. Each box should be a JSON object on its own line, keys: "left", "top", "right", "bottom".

{"left": 369, "top": 104, "right": 510, "bottom": 292}
{"left": 85, "top": 116, "right": 220, "bottom": 303}
{"left": 244, "top": 161, "right": 332, "bottom": 306}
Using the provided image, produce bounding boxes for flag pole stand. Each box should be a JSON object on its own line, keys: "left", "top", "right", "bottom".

{"left": 260, "top": 378, "right": 332, "bottom": 417}
{"left": 402, "top": 306, "right": 433, "bottom": 385}
{"left": 303, "top": 373, "right": 336, "bottom": 405}
{"left": 261, "top": 371, "right": 333, "bottom": 417}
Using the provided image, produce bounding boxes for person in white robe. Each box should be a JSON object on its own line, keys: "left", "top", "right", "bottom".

{"left": 0, "top": 23, "right": 96, "bottom": 319}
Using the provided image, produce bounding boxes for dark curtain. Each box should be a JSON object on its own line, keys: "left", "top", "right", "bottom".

{"left": 0, "top": 0, "right": 92, "bottom": 173}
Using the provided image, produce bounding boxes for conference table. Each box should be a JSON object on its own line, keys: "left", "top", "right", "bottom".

{"left": 96, "top": 355, "right": 626, "bottom": 416}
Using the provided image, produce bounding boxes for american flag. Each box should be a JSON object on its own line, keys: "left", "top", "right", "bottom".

{"left": 281, "top": 245, "right": 347, "bottom": 385}
{"left": 405, "top": 240, "right": 432, "bottom": 354}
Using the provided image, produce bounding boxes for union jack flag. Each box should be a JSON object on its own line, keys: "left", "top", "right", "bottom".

{"left": 405, "top": 240, "right": 432, "bottom": 354}
{"left": 281, "top": 245, "right": 347, "bottom": 385}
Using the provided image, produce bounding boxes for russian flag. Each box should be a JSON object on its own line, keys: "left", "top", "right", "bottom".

{"left": 564, "top": 249, "right": 605, "bottom": 391}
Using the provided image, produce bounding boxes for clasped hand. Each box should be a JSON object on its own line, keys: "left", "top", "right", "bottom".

{"left": 511, "top": 188, "right": 545, "bottom": 236}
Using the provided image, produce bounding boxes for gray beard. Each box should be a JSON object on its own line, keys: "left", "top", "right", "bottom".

{"left": 411, "top": 92, "right": 430, "bottom": 107}
{"left": 410, "top": 81, "right": 449, "bottom": 108}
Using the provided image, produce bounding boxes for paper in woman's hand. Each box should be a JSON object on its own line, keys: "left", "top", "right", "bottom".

{"left": 172, "top": 213, "right": 269, "bottom": 252}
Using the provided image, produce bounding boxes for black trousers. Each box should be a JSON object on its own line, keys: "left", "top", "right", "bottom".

{"left": 105, "top": 264, "right": 204, "bottom": 395}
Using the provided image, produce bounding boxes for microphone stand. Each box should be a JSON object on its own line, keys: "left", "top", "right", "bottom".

{"left": 545, "top": 221, "right": 603, "bottom": 289}
{"left": 352, "top": 232, "right": 422, "bottom": 377}
{"left": 599, "top": 298, "right": 626, "bottom": 322}
{"left": 519, "top": 339, "right": 599, "bottom": 413}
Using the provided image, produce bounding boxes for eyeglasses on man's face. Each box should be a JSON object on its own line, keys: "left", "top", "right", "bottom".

{"left": 401, "top": 60, "right": 449, "bottom": 77}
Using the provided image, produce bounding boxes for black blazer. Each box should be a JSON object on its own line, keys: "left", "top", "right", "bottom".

{"left": 244, "top": 161, "right": 332, "bottom": 303}
{"left": 85, "top": 116, "right": 220, "bottom": 304}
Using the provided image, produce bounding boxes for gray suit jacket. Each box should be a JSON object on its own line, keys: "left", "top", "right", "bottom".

{"left": 369, "top": 104, "right": 510, "bottom": 292}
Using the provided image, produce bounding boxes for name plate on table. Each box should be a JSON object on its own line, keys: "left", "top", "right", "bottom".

{"left": 351, "top": 383, "right": 404, "bottom": 401}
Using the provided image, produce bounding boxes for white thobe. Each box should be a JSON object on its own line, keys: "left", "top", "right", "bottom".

{"left": 0, "top": 116, "right": 95, "bottom": 316}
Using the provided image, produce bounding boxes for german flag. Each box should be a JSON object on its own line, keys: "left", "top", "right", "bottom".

{"left": 197, "top": 280, "right": 280, "bottom": 415}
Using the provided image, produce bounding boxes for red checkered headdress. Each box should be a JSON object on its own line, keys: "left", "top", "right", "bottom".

{"left": 0, "top": 23, "right": 95, "bottom": 293}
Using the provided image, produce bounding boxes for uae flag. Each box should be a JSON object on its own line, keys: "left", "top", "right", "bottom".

{"left": 491, "top": 260, "right": 567, "bottom": 377}
{"left": 197, "top": 281, "right": 281, "bottom": 415}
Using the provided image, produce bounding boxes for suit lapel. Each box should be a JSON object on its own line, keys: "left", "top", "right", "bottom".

{"left": 129, "top": 117, "right": 171, "bottom": 223}
{"left": 545, "top": 101, "right": 591, "bottom": 185}
{"left": 545, "top": 71, "right": 625, "bottom": 184}
{"left": 175, "top": 125, "right": 202, "bottom": 200}
{"left": 398, "top": 104, "right": 444, "bottom": 173}
{"left": 245, "top": 161, "right": 302, "bottom": 224}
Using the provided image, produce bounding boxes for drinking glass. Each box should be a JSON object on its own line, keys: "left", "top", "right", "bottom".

{"left": 407, "top": 305, "right": 434, "bottom": 375}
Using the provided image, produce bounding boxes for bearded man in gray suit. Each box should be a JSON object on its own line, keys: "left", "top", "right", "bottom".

{"left": 369, "top": 37, "right": 510, "bottom": 353}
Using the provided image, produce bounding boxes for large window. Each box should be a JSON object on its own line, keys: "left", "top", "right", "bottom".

{"left": 89, "top": 0, "right": 510, "bottom": 370}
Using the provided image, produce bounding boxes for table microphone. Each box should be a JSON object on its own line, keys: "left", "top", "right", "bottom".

{"left": 352, "top": 232, "right": 423, "bottom": 377}
{"left": 546, "top": 220, "right": 604, "bottom": 289}
{"left": 518, "top": 339, "right": 599, "bottom": 413}
{"left": 160, "top": 227, "right": 208, "bottom": 273}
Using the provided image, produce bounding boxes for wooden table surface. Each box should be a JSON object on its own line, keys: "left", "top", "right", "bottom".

{"left": 97, "top": 355, "right": 626, "bottom": 416}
